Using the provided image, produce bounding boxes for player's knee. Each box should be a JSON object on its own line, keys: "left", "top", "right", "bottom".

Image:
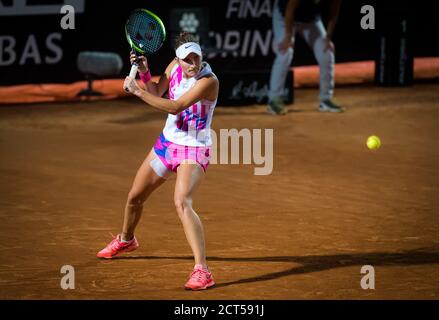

{"left": 174, "top": 195, "right": 192, "bottom": 215}
{"left": 127, "top": 190, "right": 146, "bottom": 207}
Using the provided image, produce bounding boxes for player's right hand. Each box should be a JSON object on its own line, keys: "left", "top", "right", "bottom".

{"left": 130, "top": 52, "right": 149, "bottom": 73}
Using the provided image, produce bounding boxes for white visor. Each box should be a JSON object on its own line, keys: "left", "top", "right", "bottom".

{"left": 175, "top": 42, "right": 202, "bottom": 59}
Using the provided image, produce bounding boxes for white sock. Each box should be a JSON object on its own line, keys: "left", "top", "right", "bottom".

{"left": 194, "top": 263, "right": 208, "bottom": 271}
{"left": 120, "top": 236, "right": 133, "bottom": 243}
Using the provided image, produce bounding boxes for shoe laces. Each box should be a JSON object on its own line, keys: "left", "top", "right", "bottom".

{"left": 108, "top": 233, "right": 123, "bottom": 250}
{"left": 190, "top": 268, "right": 209, "bottom": 281}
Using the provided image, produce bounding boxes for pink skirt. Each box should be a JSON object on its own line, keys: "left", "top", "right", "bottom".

{"left": 153, "top": 133, "right": 211, "bottom": 172}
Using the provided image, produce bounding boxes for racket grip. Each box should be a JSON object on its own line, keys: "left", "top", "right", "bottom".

{"left": 129, "top": 64, "right": 138, "bottom": 78}
{"left": 124, "top": 63, "right": 138, "bottom": 93}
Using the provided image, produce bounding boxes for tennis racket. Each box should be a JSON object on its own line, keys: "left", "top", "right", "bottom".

{"left": 124, "top": 8, "right": 166, "bottom": 90}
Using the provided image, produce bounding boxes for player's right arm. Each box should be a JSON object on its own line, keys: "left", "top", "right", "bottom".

{"left": 130, "top": 54, "right": 177, "bottom": 97}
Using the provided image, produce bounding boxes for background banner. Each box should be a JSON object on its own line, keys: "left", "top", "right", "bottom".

{"left": 0, "top": 0, "right": 435, "bottom": 86}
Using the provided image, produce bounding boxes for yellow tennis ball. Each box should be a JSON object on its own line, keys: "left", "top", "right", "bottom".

{"left": 367, "top": 135, "right": 381, "bottom": 150}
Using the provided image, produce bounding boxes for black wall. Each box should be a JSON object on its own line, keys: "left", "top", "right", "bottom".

{"left": 0, "top": 0, "right": 437, "bottom": 86}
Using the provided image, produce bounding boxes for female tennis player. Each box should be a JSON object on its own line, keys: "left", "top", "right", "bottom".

{"left": 97, "top": 32, "right": 218, "bottom": 291}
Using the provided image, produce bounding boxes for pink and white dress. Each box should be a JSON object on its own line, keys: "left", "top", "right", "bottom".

{"left": 152, "top": 62, "right": 217, "bottom": 175}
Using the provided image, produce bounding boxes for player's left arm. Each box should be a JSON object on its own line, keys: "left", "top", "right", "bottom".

{"left": 124, "top": 75, "right": 218, "bottom": 115}
{"left": 326, "top": 0, "right": 342, "bottom": 40}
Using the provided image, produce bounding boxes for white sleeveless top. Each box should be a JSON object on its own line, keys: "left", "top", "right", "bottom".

{"left": 162, "top": 62, "right": 217, "bottom": 147}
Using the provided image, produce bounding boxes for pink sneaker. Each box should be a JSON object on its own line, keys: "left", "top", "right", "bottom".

{"left": 96, "top": 234, "right": 139, "bottom": 259}
{"left": 184, "top": 265, "right": 215, "bottom": 290}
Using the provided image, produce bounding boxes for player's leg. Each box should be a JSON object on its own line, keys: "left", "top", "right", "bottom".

{"left": 175, "top": 161, "right": 206, "bottom": 266}
{"left": 121, "top": 148, "right": 167, "bottom": 241}
{"left": 174, "top": 161, "right": 214, "bottom": 290}
{"left": 300, "top": 18, "right": 343, "bottom": 112}
{"left": 268, "top": 5, "right": 294, "bottom": 115}
{"left": 97, "top": 148, "right": 168, "bottom": 258}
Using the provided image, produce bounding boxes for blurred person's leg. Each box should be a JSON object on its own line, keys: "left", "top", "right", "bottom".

{"left": 300, "top": 18, "right": 342, "bottom": 112}
{"left": 268, "top": 5, "right": 294, "bottom": 114}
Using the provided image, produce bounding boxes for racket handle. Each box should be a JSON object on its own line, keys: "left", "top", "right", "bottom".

{"left": 124, "top": 63, "right": 138, "bottom": 93}
{"left": 129, "top": 63, "right": 138, "bottom": 78}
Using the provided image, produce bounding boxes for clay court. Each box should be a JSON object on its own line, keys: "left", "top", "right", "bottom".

{"left": 1, "top": 79, "right": 439, "bottom": 299}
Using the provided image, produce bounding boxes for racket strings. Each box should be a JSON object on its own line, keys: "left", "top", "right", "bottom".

{"left": 126, "top": 11, "right": 165, "bottom": 55}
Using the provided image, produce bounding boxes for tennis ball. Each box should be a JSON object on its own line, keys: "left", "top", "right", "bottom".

{"left": 367, "top": 135, "right": 381, "bottom": 150}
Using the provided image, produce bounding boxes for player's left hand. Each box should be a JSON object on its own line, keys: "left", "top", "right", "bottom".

{"left": 123, "top": 76, "right": 142, "bottom": 95}
{"left": 324, "top": 37, "right": 335, "bottom": 52}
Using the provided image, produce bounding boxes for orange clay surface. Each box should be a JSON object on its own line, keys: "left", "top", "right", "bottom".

{"left": 0, "top": 83, "right": 438, "bottom": 299}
